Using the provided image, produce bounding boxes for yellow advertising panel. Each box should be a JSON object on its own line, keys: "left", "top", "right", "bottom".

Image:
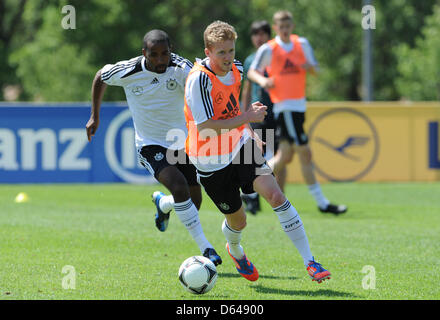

{"left": 286, "top": 102, "right": 440, "bottom": 182}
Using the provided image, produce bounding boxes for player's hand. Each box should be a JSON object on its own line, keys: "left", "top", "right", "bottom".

{"left": 261, "top": 77, "right": 275, "bottom": 90}
{"left": 301, "top": 63, "right": 316, "bottom": 74}
{"left": 86, "top": 117, "right": 99, "bottom": 142}
{"left": 247, "top": 101, "right": 267, "bottom": 123}
{"left": 301, "top": 62, "right": 312, "bottom": 70}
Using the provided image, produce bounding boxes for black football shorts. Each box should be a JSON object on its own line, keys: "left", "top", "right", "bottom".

{"left": 275, "top": 111, "right": 308, "bottom": 146}
{"left": 196, "top": 139, "right": 273, "bottom": 214}
{"left": 138, "top": 145, "right": 198, "bottom": 186}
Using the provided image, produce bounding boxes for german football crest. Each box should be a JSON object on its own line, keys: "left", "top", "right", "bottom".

{"left": 154, "top": 152, "right": 164, "bottom": 161}
{"left": 219, "top": 203, "right": 230, "bottom": 211}
{"left": 166, "top": 79, "right": 177, "bottom": 90}
{"left": 131, "top": 86, "right": 144, "bottom": 95}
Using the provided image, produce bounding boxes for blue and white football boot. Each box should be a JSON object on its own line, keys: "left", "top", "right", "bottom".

{"left": 152, "top": 191, "right": 170, "bottom": 232}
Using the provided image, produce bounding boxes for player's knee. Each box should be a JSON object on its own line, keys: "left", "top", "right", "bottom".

{"left": 305, "top": 150, "right": 313, "bottom": 164}
{"left": 268, "top": 189, "right": 287, "bottom": 208}
{"left": 279, "top": 150, "right": 294, "bottom": 164}
{"left": 233, "top": 219, "right": 247, "bottom": 231}
{"left": 298, "top": 146, "right": 312, "bottom": 164}
{"left": 228, "top": 214, "right": 247, "bottom": 231}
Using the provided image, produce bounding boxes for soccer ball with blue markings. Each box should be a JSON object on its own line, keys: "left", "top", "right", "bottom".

{"left": 178, "top": 256, "right": 218, "bottom": 294}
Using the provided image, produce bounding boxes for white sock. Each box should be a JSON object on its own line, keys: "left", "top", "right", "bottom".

{"left": 159, "top": 195, "right": 174, "bottom": 213}
{"left": 308, "top": 183, "right": 330, "bottom": 209}
{"left": 174, "top": 199, "right": 212, "bottom": 253}
{"left": 222, "top": 219, "right": 245, "bottom": 259}
{"left": 273, "top": 200, "right": 313, "bottom": 266}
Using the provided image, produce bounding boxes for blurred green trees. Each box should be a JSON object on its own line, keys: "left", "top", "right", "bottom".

{"left": 395, "top": 4, "right": 440, "bottom": 100}
{"left": 1, "top": 0, "right": 439, "bottom": 102}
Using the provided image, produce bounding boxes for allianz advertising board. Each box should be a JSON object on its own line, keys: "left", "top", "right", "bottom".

{"left": 0, "top": 103, "right": 156, "bottom": 184}
{"left": 1, "top": 102, "right": 439, "bottom": 183}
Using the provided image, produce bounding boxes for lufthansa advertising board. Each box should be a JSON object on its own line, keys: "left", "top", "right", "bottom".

{"left": 1, "top": 102, "right": 439, "bottom": 183}
{"left": 287, "top": 102, "right": 440, "bottom": 182}
{"left": 0, "top": 103, "right": 156, "bottom": 184}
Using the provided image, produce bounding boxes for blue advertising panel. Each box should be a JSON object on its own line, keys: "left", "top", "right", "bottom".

{"left": 0, "top": 103, "right": 156, "bottom": 183}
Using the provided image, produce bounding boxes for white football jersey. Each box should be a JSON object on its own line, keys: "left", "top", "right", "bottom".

{"left": 101, "top": 53, "right": 193, "bottom": 150}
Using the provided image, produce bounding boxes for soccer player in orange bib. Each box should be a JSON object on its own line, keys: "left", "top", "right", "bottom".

{"left": 184, "top": 21, "right": 331, "bottom": 283}
{"left": 248, "top": 10, "right": 347, "bottom": 215}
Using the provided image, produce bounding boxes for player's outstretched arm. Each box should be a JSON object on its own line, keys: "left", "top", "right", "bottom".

{"left": 301, "top": 62, "right": 318, "bottom": 76}
{"left": 86, "top": 69, "right": 107, "bottom": 142}
{"left": 247, "top": 69, "right": 274, "bottom": 90}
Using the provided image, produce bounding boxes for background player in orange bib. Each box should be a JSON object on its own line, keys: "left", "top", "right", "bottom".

{"left": 247, "top": 10, "right": 347, "bottom": 215}
{"left": 184, "top": 20, "right": 331, "bottom": 283}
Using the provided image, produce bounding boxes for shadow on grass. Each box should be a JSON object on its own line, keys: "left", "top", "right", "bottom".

{"left": 253, "top": 284, "right": 358, "bottom": 298}
{"left": 219, "top": 272, "right": 298, "bottom": 281}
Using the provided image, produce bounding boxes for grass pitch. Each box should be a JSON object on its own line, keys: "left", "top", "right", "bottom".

{"left": 0, "top": 182, "right": 439, "bottom": 300}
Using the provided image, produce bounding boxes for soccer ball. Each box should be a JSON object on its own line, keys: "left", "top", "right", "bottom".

{"left": 178, "top": 256, "right": 218, "bottom": 294}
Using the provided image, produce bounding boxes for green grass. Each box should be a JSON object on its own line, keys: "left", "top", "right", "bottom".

{"left": 0, "top": 182, "right": 439, "bottom": 300}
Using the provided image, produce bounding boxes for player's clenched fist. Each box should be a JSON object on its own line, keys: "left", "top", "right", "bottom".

{"left": 247, "top": 101, "right": 267, "bottom": 123}
{"left": 86, "top": 117, "right": 99, "bottom": 142}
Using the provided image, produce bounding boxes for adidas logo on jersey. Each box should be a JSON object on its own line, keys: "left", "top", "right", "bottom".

{"left": 150, "top": 77, "right": 159, "bottom": 84}
{"left": 280, "top": 58, "right": 300, "bottom": 74}
{"left": 218, "top": 93, "right": 239, "bottom": 120}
